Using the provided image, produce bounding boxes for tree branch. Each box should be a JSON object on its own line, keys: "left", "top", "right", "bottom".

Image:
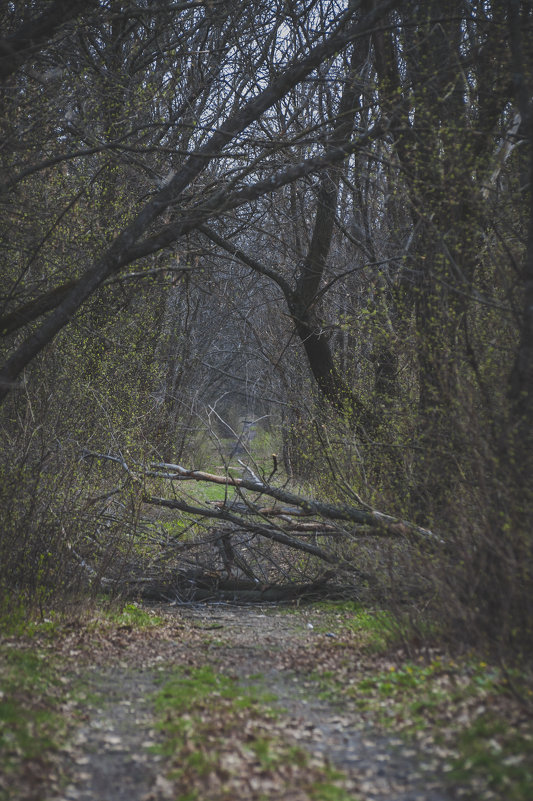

{"left": 82, "top": 450, "right": 441, "bottom": 544}
{"left": 0, "top": 0, "right": 398, "bottom": 404}
{"left": 142, "top": 494, "right": 339, "bottom": 564}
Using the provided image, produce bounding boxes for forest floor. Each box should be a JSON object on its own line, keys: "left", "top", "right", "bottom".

{"left": 1, "top": 601, "right": 532, "bottom": 801}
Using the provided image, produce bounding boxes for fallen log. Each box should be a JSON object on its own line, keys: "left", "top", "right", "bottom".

{"left": 128, "top": 570, "right": 341, "bottom": 604}
{"left": 81, "top": 450, "right": 441, "bottom": 544}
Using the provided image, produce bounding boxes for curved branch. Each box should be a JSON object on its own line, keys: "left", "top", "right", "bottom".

{"left": 198, "top": 224, "right": 295, "bottom": 300}
{"left": 0, "top": 123, "right": 386, "bottom": 396}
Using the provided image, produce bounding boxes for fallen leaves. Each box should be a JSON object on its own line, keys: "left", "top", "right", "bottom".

{"left": 150, "top": 662, "right": 355, "bottom": 801}
{"left": 2, "top": 602, "right": 533, "bottom": 801}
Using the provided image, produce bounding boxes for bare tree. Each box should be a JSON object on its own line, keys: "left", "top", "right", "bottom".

{"left": 0, "top": 0, "right": 398, "bottom": 401}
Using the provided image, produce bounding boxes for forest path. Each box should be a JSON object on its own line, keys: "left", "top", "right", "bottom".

{"left": 52, "top": 604, "right": 454, "bottom": 801}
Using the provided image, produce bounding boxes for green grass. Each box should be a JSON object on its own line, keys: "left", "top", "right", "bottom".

{"left": 152, "top": 664, "right": 279, "bottom": 783}
{"left": 282, "top": 601, "right": 396, "bottom": 650}
{"left": 337, "top": 606, "right": 394, "bottom": 647}
{"left": 449, "top": 715, "right": 533, "bottom": 800}
{"left": 0, "top": 647, "right": 71, "bottom": 799}
{"left": 180, "top": 479, "right": 237, "bottom": 505}
{"left": 310, "top": 780, "right": 355, "bottom": 801}
{"left": 352, "top": 658, "right": 503, "bottom": 722}
{"left": 0, "top": 599, "right": 164, "bottom": 799}
{"left": 149, "top": 477, "right": 237, "bottom": 542}
{"left": 153, "top": 665, "right": 276, "bottom": 728}
{"left": 336, "top": 655, "right": 532, "bottom": 800}
{"left": 104, "top": 602, "right": 164, "bottom": 628}
{"left": 152, "top": 664, "right": 351, "bottom": 798}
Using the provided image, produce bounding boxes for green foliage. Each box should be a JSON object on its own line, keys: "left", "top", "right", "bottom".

{"left": 0, "top": 592, "right": 29, "bottom": 637}
{"left": 247, "top": 427, "right": 282, "bottom": 472}
{"left": 105, "top": 602, "right": 164, "bottom": 628}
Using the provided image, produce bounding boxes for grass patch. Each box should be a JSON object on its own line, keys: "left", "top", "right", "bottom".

{"left": 0, "top": 645, "right": 73, "bottom": 800}
{"left": 337, "top": 606, "right": 394, "bottom": 649}
{"left": 352, "top": 658, "right": 503, "bottom": 726}
{"left": 104, "top": 602, "right": 165, "bottom": 628}
{"left": 343, "top": 656, "right": 533, "bottom": 800}
{"left": 449, "top": 715, "right": 533, "bottom": 800}
{"left": 150, "top": 478, "right": 237, "bottom": 543}
{"left": 283, "top": 601, "right": 396, "bottom": 651}
{"left": 188, "top": 480, "right": 236, "bottom": 504}
{"left": 153, "top": 665, "right": 277, "bottom": 744}
{"left": 0, "top": 598, "right": 166, "bottom": 799}
{"left": 162, "top": 476, "right": 237, "bottom": 508}
{"left": 0, "top": 650, "right": 64, "bottom": 756}
{"left": 310, "top": 776, "right": 355, "bottom": 801}
{"left": 152, "top": 664, "right": 352, "bottom": 799}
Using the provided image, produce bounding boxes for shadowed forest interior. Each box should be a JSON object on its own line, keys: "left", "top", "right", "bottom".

{"left": 1, "top": 0, "right": 532, "bottom": 659}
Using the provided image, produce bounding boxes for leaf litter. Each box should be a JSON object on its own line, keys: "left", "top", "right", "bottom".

{"left": 2, "top": 603, "right": 531, "bottom": 801}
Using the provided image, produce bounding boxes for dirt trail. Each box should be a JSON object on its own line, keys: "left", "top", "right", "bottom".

{"left": 52, "top": 605, "right": 455, "bottom": 801}
{"left": 57, "top": 669, "right": 163, "bottom": 801}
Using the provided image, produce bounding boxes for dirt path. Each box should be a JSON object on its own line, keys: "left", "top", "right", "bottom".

{"left": 57, "top": 668, "right": 164, "bottom": 801}
{"left": 51, "top": 604, "right": 456, "bottom": 801}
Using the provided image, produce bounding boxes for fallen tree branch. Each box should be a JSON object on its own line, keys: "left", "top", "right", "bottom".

{"left": 121, "top": 569, "right": 345, "bottom": 604}
{"left": 80, "top": 450, "right": 441, "bottom": 545}
{"left": 145, "top": 459, "right": 440, "bottom": 542}
{"left": 143, "top": 494, "right": 339, "bottom": 564}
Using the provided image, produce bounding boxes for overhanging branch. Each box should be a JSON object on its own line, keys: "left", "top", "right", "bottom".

{"left": 0, "top": 0, "right": 397, "bottom": 404}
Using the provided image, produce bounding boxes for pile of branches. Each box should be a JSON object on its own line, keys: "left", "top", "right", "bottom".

{"left": 75, "top": 450, "right": 441, "bottom": 603}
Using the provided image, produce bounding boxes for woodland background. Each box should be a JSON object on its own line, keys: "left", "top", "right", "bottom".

{"left": 1, "top": 0, "right": 532, "bottom": 659}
